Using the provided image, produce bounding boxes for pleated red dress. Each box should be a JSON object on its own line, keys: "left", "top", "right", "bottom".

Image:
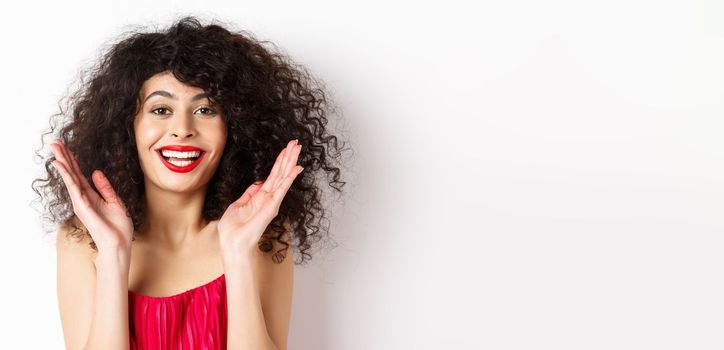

{"left": 128, "top": 274, "right": 228, "bottom": 350}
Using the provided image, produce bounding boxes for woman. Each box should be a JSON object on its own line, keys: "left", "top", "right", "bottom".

{"left": 32, "top": 16, "right": 348, "bottom": 350}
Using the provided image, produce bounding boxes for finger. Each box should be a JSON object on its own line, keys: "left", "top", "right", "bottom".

{"left": 263, "top": 148, "right": 286, "bottom": 192}
{"left": 54, "top": 142, "right": 103, "bottom": 205}
{"left": 272, "top": 166, "right": 302, "bottom": 201}
{"left": 65, "top": 142, "right": 93, "bottom": 191}
{"left": 52, "top": 160, "right": 84, "bottom": 203}
{"left": 260, "top": 148, "right": 287, "bottom": 193}
{"left": 53, "top": 140, "right": 90, "bottom": 192}
{"left": 234, "top": 181, "right": 264, "bottom": 207}
{"left": 278, "top": 143, "right": 294, "bottom": 186}
{"left": 275, "top": 140, "right": 300, "bottom": 190}
{"left": 286, "top": 143, "right": 301, "bottom": 178}
{"left": 51, "top": 142, "right": 81, "bottom": 189}
{"left": 91, "top": 170, "right": 122, "bottom": 205}
{"left": 271, "top": 145, "right": 290, "bottom": 190}
{"left": 272, "top": 165, "right": 304, "bottom": 203}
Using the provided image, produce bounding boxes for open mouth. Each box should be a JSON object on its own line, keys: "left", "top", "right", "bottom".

{"left": 156, "top": 149, "right": 207, "bottom": 173}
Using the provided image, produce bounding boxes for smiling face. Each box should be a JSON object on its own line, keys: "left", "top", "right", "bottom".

{"left": 133, "top": 71, "right": 227, "bottom": 193}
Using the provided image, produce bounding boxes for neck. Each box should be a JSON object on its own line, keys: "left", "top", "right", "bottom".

{"left": 138, "top": 180, "right": 211, "bottom": 251}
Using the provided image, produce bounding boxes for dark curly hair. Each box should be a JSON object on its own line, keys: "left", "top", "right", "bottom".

{"left": 31, "top": 15, "right": 350, "bottom": 265}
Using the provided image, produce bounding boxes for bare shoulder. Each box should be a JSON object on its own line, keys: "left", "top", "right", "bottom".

{"left": 256, "top": 219, "right": 295, "bottom": 350}
{"left": 56, "top": 216, "right": 94, "bottom": 253}
{"left": 259, "top": 219, "right": 294, "bottom": 264}
{"left": 56, "top": 216, "right": 97, "bottom": 270}
{"left": 56, "top": 216, "right": 96, "bottom": 350}
{"left": 257, "top": 219, "right": 294, "bottom": 295}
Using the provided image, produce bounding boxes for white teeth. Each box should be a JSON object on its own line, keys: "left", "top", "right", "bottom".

{"left": 167, "top": 159, "right": 195, "bottom": 167}
{"left": 160, "top": 150, "right": 202, "bottom": 158}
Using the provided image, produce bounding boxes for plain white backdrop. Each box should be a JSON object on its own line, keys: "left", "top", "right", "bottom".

{"left": 1, "top": 0, "right": 723, "bottom": 349}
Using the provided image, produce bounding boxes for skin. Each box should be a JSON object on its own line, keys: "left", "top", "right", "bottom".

{"left": 55, "top": 70, "right": 303, "bottom": 350}
{"left": 129, "top": 71, "right": 230, "bottom": 299}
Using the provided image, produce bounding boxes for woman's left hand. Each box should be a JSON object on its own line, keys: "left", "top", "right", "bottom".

{"left": 217, "top": 139, "right": 303, "bottom": 256}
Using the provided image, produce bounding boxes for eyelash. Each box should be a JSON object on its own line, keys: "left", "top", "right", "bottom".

{"left": 150, "top": 106, "right": 217, "bottom": 116}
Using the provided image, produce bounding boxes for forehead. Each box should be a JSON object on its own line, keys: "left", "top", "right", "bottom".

{"left": 139, "top": 71, "right": 206, "bottom": 98}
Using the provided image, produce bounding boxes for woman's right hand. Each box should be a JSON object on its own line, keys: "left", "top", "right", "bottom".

{"left": 51, "top": 139, "right": 134, "bottom": 253}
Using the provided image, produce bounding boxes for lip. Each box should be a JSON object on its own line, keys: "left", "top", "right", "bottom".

{"left": 156, "top": 145, "right": 204, "bottom": 152}
{"left": 155, "top": 145, "right": 207, "bottom": 173}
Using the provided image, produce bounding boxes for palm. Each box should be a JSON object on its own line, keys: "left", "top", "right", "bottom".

{"left": 217, "top": 182, "right": 269, "bottom": 248}
{"left": 51, "top": 140, "right": 134, "bottom": 251}
{"left": 217, "top": 140, "right": 303, "bottom": 252}
{"left": 82, "top": 184, "right": 134, "bottom": 246}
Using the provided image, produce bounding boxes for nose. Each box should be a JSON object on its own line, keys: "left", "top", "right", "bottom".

{"left": 170, "top": 113, "right": 196, "bottom": 139}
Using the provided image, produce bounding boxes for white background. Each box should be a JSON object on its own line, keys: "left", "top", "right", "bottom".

{"left": 1, "top": 0, "right": 723, "bottom": 349}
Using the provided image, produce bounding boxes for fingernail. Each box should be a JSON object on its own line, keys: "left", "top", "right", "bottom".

{"left": 294, "top": 139, "right": 299, "bottom": 145}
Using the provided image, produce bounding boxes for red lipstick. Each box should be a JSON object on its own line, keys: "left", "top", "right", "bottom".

{"left": 157, "top": 145, "right": 204, "bottom": 152}
{"left": 156, "top": 145, "right": 206, "bottom": 173}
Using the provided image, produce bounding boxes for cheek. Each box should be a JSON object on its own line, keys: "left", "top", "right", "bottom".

{"left": 134, "top": 121, "right": 165, "bottom": 147}
{"left": 133, "top": 121, "right": 166, "bottom": 171}
{"left": 217, "top": 129, "right": 228, "bottom": 149}
{"left": 205, "top": 123, "right": 228, "bottom": 150}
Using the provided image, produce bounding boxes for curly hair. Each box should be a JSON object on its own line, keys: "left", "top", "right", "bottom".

{"left": 31, "top": 15, "right": 349, "bottom": 265}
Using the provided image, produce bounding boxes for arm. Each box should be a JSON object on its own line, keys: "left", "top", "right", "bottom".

{"left": 217, "top": 139, "right": 302, "bottom": 350}
{"left": 86, "top": 247, "right": 131, "bottom": 350}
{"left": 223, "top": 231, "right": 294, "bottom": 350}
{"left": 52, "top": 140, "right": 134, "bottom": 349}
{"left": 57, "top": 220, "right": 131, "bottom": 350}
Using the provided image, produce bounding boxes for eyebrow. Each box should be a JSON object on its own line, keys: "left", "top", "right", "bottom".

{"left": 143, "top": 90, "right": 209, "bottom": 103}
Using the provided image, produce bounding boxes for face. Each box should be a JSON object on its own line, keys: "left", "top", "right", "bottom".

{"left": 133, "top": 71, "right": 227, "bottom": 193}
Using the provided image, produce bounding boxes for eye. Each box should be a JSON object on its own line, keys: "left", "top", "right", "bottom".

{"left": 196, "top": 106, "right": 218, "bottom": 116}
{"left": 148, "top": 106, "right": 217, "bottom": 116}
{"left": 151, "top": 106, "right": 170, "bottom": 115}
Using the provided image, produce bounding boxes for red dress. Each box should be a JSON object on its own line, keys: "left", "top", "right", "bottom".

{"left": 128, "top": 274, "right": 228, "bottom": 350}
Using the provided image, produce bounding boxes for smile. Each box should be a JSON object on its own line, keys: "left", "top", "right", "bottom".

{"left": 155, "top": 145, "right": 207, "bottom": 173}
